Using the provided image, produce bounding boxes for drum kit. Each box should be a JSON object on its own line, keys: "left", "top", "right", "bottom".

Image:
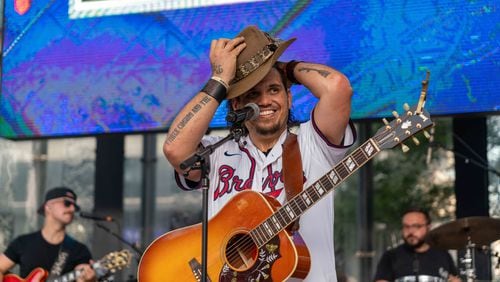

{"left": 426, "top": 216, "right": 500, "bottom": 282}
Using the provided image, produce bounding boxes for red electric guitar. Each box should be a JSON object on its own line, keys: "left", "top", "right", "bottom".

{"left": 3, "top": 249, "right": 132, "bottom": 282}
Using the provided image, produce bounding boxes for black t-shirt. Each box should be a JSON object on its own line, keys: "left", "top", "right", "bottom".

{"left": 4, "top": 231, "right": 92, "bottom": 278}
{"left": 374, "top": 244, "right": 458, "bottom": 281}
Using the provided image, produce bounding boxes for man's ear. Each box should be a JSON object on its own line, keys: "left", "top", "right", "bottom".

{"left": 230, "top": 98, "right": 238, "bottom": 110}
{"left": 287, "top": 90, "right": 292, "bottom": 109}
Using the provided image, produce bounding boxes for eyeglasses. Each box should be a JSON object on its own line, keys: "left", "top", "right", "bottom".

{"left": 62, "top": 199, "right": 80, "bottom": 211}
{"left": 402, "top": 223, "right": 427, "bottom": 230}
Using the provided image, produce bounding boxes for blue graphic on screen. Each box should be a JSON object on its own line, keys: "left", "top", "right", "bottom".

{"left": 0, "top": 0, "right": 498, "bottom": 138}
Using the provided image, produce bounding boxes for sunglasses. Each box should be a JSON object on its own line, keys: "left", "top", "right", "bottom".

{"left": 62, "top": 199, "right": 81, "bottom": 211}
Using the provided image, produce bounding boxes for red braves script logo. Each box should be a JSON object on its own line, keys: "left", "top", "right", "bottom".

{"left": 15, "top": 0, "right": 31, "bottom": 15}
{"left": 214, "top": 165, "right": 253, "bottom": 200}
{"left": 213, "top": 164, "right": 286, "bottom": 200}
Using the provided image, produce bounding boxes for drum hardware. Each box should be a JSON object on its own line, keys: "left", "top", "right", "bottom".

{"left": 459, "top": 237, "right": 476, "bottom": 282}
{"left": 394, "top": 275, "right": 445, "bottom": 282}
{"left": 426, "top": 216, "right": 500, "bottom": 250}
{"left": 427, "top": 216, "right": 500, "bottom": 282}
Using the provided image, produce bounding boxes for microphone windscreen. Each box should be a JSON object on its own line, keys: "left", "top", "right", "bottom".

{"left": 245, "top": 103, "right": 260, "bottom": 120}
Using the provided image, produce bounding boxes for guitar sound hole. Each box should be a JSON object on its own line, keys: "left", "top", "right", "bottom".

{"left": 224, "top": 233, "right": 257, "bottom": 271}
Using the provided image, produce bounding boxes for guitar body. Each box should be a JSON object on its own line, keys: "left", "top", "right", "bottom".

{"left": 138, "top": 190, "right": 310, "bottom": 281}
{"left": 3, "top": 268, "right": 48, "bottom": 282}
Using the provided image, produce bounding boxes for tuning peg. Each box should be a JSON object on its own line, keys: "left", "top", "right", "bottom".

{"left": 401, "top": 143, "right": 410, "bottom": 153}
{"left": 423, "top": 130, "right": 431, "bottom": 139}
{"left": 392, "top": 111, "right": 402, "bottom": 123}
{"left": 382, "top": 118, "right": 391, "bottom": 129}
{"left": 411, "top": 136, "right": 420, "bottom": 146}
{"left": 403, "top": 103, "right": 410, "bottom": 111}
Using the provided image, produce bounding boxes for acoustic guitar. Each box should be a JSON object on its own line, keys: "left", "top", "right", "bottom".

{"left": 138, "top": 76, "right": 434, "bottom": 281}
{"left": 3, "top": 249, "right": 132, "bottom": 282}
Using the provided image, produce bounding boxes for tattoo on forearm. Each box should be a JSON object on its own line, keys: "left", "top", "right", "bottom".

{"left": 165, "top": 95, "right": 213, "bottom": 144}
{"left": 212, "top": 64, "right": 223, "bottom": 75}
{"left": 166, "top": 128, "right": 180, "bottom": 144}
{"left": 298, "top": 67, "right": 331, "bottom": 78}
{"left": 200, "top": 95, "right": 211, "bottom": 105}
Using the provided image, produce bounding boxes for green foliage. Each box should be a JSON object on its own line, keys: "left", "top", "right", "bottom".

{"left": 372, "top": 118, "right": 455, "bottom": 230}
{"left": 334, "top": 118, "right": 456, "bottom": 248}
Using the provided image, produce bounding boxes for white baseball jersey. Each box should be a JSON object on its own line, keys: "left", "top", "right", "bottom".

{"left": 176, "top": 117, "right": 356, "bottom": 281}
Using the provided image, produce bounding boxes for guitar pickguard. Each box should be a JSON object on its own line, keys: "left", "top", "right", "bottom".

{"left": 219, "top": 236, "right": 281, "bottom": 282}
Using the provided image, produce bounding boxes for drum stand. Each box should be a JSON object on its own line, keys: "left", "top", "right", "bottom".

{"left": 460, "top": 237, "right": 476, "bottom": 282}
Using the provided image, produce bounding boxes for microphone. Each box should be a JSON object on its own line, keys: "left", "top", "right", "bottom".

{"left": 426, "top": 127, "right": 435, "bottom": 165}
{"left": 226, "top": 103, "right": 260, "bottom": 123}
{"left": 79, "top": 211, "right": 114, "bottom": 222}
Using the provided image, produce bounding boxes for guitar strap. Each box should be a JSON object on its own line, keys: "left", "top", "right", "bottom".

{"left": 282, "top": 132, "right": 303, "bottom": 232}
{"left": 49, "top": 236, "right": 70, "bottom": 276}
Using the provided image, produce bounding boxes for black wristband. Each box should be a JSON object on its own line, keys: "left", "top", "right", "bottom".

{"left": 201, "top": 79, "right": 227, "bottom": 104}
{"left": 286, "top": 60, "right": 302, "bottom": 85}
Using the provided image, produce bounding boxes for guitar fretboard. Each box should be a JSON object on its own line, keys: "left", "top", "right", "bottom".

{"left": 47, "top": 261, "right": 100, "bottom": 282}
{"left": 250, "top": 138, "right": 380, "bottom": 247}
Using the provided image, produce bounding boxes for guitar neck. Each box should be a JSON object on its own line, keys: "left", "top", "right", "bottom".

{"left": 250, "top": 138, "right": 380, "bottom": 247}
{"left": 46, "top": 261, "right": 99, "bottom": 282}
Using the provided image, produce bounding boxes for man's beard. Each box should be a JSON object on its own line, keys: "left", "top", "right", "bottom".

{"left": 254, "top": 120, "right": 286, "bottom": 136}
{"left": 404, "top": 236, "right": 425, "bottom": 250}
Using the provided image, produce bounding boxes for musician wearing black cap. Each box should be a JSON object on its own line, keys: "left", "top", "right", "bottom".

{"left": 374, "top": 207, "right": 461, "bottom": 282}
{"left": 0, "top": 187, "right": 96, "bottom": 282}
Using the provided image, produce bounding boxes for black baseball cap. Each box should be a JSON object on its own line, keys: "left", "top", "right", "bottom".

{"left": 37, "top": 187, "right": 80, "bottom": 215}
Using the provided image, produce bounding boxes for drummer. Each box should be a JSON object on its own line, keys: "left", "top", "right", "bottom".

{"left": 374, "top": 207, "right": 461, "bottom": 282}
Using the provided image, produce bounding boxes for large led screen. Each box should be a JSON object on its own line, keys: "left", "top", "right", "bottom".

{"left": 1, "top": 0, "right": 498, "bottom": 139}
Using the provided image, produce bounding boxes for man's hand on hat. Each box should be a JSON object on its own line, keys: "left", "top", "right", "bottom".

{"left": 274, "top": 61, "right": 289, "bottom": 89}
{"left": 275, "top": 60, "right": 302, "bottom": 87}
{"left": 209, "top": 37, "right": 246, "bottom": 86}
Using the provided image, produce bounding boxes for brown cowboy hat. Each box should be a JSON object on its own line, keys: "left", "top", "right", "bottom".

{"left": 227, "top": 25, "right": 296, "bottom": 99}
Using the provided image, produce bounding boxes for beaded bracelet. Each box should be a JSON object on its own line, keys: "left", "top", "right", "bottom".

{"left": 285, "top": 60, "right": 303, "bottom": 85}
{"left": 201, "top": 79, "right": 227, "bottom": 104}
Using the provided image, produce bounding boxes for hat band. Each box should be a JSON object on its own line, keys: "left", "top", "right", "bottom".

{"left": 233, "top": 39, "right": 283, "bottom": 83}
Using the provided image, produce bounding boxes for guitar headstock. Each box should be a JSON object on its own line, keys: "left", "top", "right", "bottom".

{"left": 99, "top": 249, "right": 133, "bottom": 273}
{"left": 374, "top": 71, "right": 435, "bottom": 151}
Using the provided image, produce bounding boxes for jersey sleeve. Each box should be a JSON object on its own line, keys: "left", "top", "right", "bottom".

{"left": 298, "top": 112, "right": 356, "bottom": 168}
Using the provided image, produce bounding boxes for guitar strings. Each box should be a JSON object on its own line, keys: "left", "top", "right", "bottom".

{"left": 223, "top": 146, "right": 375, "bottom": 267}
{"left": 223, "top": 123, "right": 395, "bottom": 266}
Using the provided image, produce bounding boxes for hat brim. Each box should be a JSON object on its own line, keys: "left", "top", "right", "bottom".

{"left": 227, "top": 37, "right": 296, "bottom": 99}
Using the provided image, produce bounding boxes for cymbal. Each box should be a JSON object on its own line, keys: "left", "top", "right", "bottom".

{"left": 427, "top": 216, "right": 500, "bottom": 250}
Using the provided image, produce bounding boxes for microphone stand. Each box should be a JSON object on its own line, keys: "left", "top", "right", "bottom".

{"left": 179, "top": 124, "right": 247, "bottom": 282}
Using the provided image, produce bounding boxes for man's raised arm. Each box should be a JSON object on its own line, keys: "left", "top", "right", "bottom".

{"left": 163, "top": 37, "right": 246, "bottom": 181}
{"left": 285, "top": 61, "right": 352, "bottom": 145}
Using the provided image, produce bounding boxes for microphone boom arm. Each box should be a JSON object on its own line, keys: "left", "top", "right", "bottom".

{"left": 179, "top": 126, "right": 247, "bottom": 171}
{"left": 95, "top": 222, "right": 143, "bottom": 259}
